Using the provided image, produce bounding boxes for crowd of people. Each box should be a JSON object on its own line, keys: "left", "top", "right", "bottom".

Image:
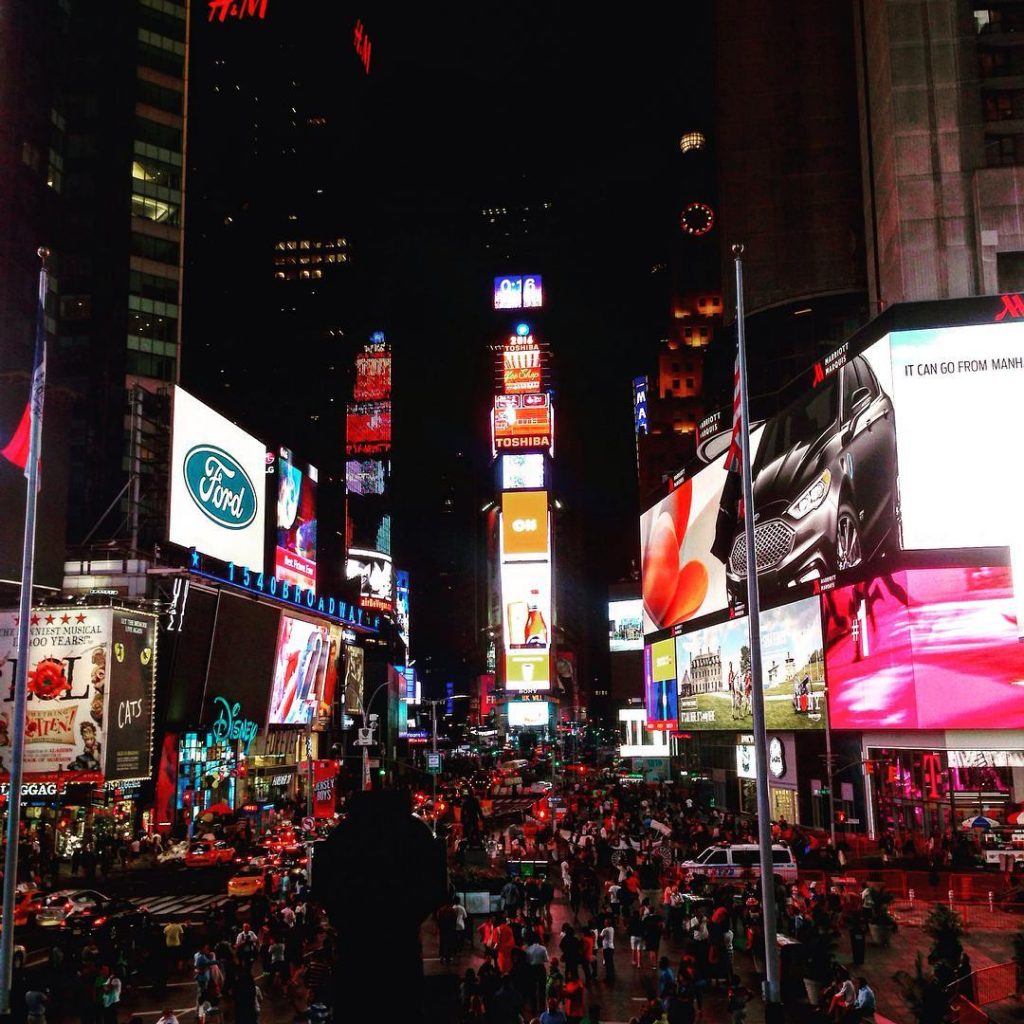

{"left": 442, "top": 778, "right": 894, "bottom": 1024}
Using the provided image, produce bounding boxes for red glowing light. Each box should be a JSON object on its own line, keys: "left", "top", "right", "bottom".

{"left": 354, "top": 19, "right": 372, "bottom": 74}
{"left": 208, "top": 0, "right": 267, "bottom": 22}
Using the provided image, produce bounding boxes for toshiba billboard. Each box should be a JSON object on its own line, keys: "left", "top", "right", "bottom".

{"left": 492, "top": 394, "right": 553, "bottom": 454}
{"left": 501, "top": 491, "right": 549, "bottom": 558}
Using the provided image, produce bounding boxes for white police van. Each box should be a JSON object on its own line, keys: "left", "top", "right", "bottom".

{"left": 681, "top": 843, "right": 798, "bottom": 881}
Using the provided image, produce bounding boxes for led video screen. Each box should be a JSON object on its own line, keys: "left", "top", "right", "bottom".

{"left": 345, "top": 459, "right": 387, "bottom": 496}
{"left": 353, "top": 351, "right": 391, "bottom": 402}
{"left": 824, "top": 565, "right": 1024, "bottom": 729}
{"left": 673, "top": 595, "right": 825, "bottom": 730}
{"left": 345, "top": 548, "right": 393, "bottom": 611}
{"left": 609, "top": 599, "right": 643, "bottom": 652}
{"left": 645, "top": 638, "right": 678, "bottom": 725}
{"left": 493, "top": 275, "right": 543, "bottom": 310}
{"left": 493, "top": 394, "right": 552, "bottom": 452}
{"left": 502, "top": 453, "right": 545, "bottom": 490}
{"left": 275, "top": 457, "right": 317, "bottom": 589}
{"left": 507, "top": 700, "right": 549, "bottom": 728}
{"left": 501, "top": 490, "right": 549, "bottom": 559}
{"left": 345, "top": 402, "right": 391, "bottom": 455}
{"left": 268, "top": 615, "right": 337, "bottom": 726}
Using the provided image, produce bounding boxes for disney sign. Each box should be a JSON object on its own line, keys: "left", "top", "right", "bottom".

{"left": 210, "top": 695, "right": 259, "bottom": 753}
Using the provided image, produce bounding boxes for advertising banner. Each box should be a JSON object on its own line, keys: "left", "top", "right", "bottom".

{"left": 345, "top": 402, "right": 391, "bottom": 455}
{"left": 882, "top": 322, "right": 1024, "bottom": 549}
{"left": 609, "top": 599, "right": 643, "bottom": 652}
{"left": 673, "top": 595, "right": 825, "bottom": 730}
{"left": 633, "top": 376, "right": 649, "bottom": 436}
{"left": 345, "top": 459, "right": 387, "bottom": 496}
{"left": 507, "top": 700, "right": 549, "bottom": 728}
{"left": 353, "top": 351, "right": 391, "bottom": 402}
{"left": 343, "top": 644, "right": 364, "bottom": 713}
{"left": 310, "top": 759, "right": 337, "bottom": 818}
{"left": 169, "top": 387, "right": 267, "bottom": 572}
{"left": 275, "top": 455, "right": 317, "bottom": 590}
{"left": 105, "top": 610, "right": 157, "bottom": 781}
{"left": 500, "top": 491, "right": 549, "bottom": 558}
{"left": 493, "top": 394, "right": 552, "bottom": 452}
{"left": 501, "top": 561, "right": 551, "bottom": 652}
{"left": 501, "top": 453, "right": 545, "bottom": 490}
{"left": 395, "top": 569, "right": 410, "bottom": 658}
{"left": 505, "top": 650, "right": 549, "bottom": 690}
{"left": 0, "top": 608, "right": 111, "bottom": 780}
{"left": 345, "top": 547, "right": 393, "bottom": 611}
{"left": 646, "top": 638, "right": 678, "bottom": 726}
{"left": 268, "top": 615, "right": 339, "bottom": 727}
{"left": 823, "top": 565, "right": 1024, "bottom": 729}
{"left": 502, "top": 336, "right": 543, "bottom": 394}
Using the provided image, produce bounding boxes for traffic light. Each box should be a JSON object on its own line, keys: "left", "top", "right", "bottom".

{"left": 835, "top": 810, "right": 847, "bottom": 824}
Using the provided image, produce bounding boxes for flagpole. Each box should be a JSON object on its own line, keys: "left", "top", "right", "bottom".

{"left": 733, "top": 244, "right": 783, "bottom": 1018}
{"left": 0, "top": 248, "right": 50, "bottom": 1017}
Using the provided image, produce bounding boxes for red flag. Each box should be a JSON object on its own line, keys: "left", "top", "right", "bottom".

{"left": 1, "top": 403, "right": 31, "bottom": 470}
{"left": 711, "top": 355, "right": 743, "bottom": 564}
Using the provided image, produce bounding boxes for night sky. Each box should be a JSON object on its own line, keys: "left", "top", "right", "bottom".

{"left": 186, "top": 5, "right": 714, "bottom": 693}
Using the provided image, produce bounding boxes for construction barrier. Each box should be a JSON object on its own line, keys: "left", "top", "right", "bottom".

{"left": 812, "top": 868, "right": 1015, "bottom": 901}
{"left": 951, "top": 996, "right": 992, "bottom": 1023}
{"left": 946, "top": 961, "right": 1019, "bottom": 1007}
{"left": 892, "top": 899, "right": 1024, "bottom": 931}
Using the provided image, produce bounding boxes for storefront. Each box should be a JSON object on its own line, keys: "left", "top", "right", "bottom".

{"left": 863, "top": 731, "right": 1024, "bottom": 838}
{"left": 736, "top": 733, "right": 800, "bottom": 824}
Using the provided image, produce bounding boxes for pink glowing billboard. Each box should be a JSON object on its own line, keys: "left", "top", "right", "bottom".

{"left": 823, "top": 566, "right": 1024, "bottom": 729}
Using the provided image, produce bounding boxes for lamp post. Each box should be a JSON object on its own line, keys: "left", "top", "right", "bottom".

{"left": 422, "top": 696, "right": 470, "bottom": 835}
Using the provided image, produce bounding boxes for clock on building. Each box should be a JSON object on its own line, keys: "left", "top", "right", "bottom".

{"left": 680, "top": 202, "right": 715, "bottom": 237}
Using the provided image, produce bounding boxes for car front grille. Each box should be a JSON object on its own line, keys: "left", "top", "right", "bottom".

{"left": 729, "top": 519, "right": 795, "bottom": 576}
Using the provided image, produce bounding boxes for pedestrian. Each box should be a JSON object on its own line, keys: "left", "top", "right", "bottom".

{"left": 235, "top": 922, "right": 258, "bottom": 966}
{"left": 452, "top": 895, "right": 468, "bottom": 955}
{"left": 524, "top": 932, "right": 550, "bottom": 1012}
{"left": 853, "top": 977, "right": 876, "bottom": 1022}
{"left": 641, "top": 906, "right": 663, "bottom": 969}
{"left": 628, "top": 909, "right": 644, "bottom": 969}
{"left": 99, "top": 966, "right": 121, "bottom": 1024}
{"left": 598, "top": 921, "right": 610, "bottom": 983}
{"left": 25, "top": 988, "right": 47, "bottom": 1024}
{"left": 155, "top": 1009, "right": 179, "bottom": 1024}
{"left": 540, "top": 995, "right": 568, "bottom": 1024}
{"left": 437, "top": 898, "right": 458, "bottom": 965}
{"left": 233, "top": 973, "right": 260, "bottom": 1024}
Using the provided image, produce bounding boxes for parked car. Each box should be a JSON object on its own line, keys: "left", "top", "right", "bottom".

{"left": 185, "top": 841, "right": 236, "bottom": 867}
{"left": 725, "top": 354, "right": 898, "bottom": 605}
{"left": 680, "top": 843, "right": 798, "bottom": 882}
{"left": 227, "top": 865, "right": 268, "bottom": 897}
{"left": 36, "top": 889, "right": 111, "bottom": 927}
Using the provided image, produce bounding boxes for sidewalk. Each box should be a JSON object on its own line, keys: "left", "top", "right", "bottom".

{"left": 421, "top": 894, "right": 1017, "bottom": 1023}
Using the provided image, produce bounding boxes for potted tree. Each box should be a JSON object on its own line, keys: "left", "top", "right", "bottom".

{"left": 923, "top": 903, "right": 966, "bottom": 990}
{"left": 868, "top": 886, "right": 897, "bottom": 946}
{"left": 894, "top": 953, "right": 951, "bottom": 1023}
{"left": 801, "top": 920, "right": 838, "bottom": 1006}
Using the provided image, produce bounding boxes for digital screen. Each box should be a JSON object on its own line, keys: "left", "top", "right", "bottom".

{"left": 345, "top": 402, "right": 391, "bottom": 455}
{"left": 395, "top": 569, "right": 410, "bottom": 657}
{"left": 275, "top": 456, "right": 317, "bottom": 590}
{"left": 353, "top": 351, "right": 391, "bottom": 402}
{"left": 503, "top": 337, "right": 542, "bottom": 394}
{"left": 268, "top": 615, "right": 336, "bottom": 726}
{"left": 507, "top": 700, "right": 549, "bottom": 728}
{"left": 880, "top": 322, "right": 1024, "bottom": 549}
{"left": 501, "top": 561, "right": 551, "bottom": 654}
{"left": 345, "top": 547, "right": 393, "bottom": 611}
{"left": 493, "top": 275, "right": 543, "bottom": 310}
{"left": 501, "top": 454, "right": 545, "bottom": 490}
{"left": 673, "top": 595, "right": 825, "bottom": 731}
{"left": 169, "top": 386, "right": 267, "bottom": 572}
{"left": 345, "top": 459, "right": 387, "bottom": 496}
{"left": 501, "top": 490, "right": 549, "bottom": 558}
{"left": 346, "top": 499, "right": 391, "bottom": 554}
{"left": 824, "top": 566, "right": 1024, "bottom": 729}
{"left": 493, "top": 394, "right": 552, "bottom": 453}
{"left": 105, "top": 611, "right": 158, "bottom": 781}
{"left": 505, "top": 650, "right": 549, "bottom": 690}
{"left": 609, "top": 599, "right": 643, "bottom": 652}
{"left": 645, "top": 638, "right": 678, "bottom": 726}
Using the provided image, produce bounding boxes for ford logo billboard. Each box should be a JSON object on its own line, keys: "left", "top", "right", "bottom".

{"left": 183, "top": 445, "right": 257, "bottom": 529}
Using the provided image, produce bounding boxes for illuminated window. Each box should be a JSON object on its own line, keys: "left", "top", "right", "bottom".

{"left": 679, "top": 131, "right": 706, "bottom": 154}
{"left": 131, "top": 192, "right": 179, "bottom": 224}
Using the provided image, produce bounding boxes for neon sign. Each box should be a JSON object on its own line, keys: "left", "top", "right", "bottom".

{"left": 208, "top": 0, "right": 267, "bottom": 22}
{"left": 354, "top": 19, "right": 372, "bottom": 74}
{"left": 187, "top": 549, "right": 380, "bottom": 632}
{"left": 210, "top": 696, "right": 259, "bottom": 753}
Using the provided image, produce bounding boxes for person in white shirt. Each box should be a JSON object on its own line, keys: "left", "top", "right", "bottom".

{"left": 524, "top": 937, "right": 549, "bottom": 1010}
{"left": 599, "top": 921, "right": 616, "bottom": 982}
{"left": 452, "top": 897, "right": 468, "bottom": 954}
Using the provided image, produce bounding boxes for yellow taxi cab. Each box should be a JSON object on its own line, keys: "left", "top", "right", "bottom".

{"left": 227, "top": 864, "right": 268, "bottom": 897}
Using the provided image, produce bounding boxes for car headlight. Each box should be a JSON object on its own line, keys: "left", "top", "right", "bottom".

{"left": 787, "top": 469, "right": 831, "bottom": 520}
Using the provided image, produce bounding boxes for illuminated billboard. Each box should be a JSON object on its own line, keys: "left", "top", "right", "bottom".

{"left": 502, "top": 561, "right": 551, "bottom": 651}
{"left": 493, "top": 274, "right": 543, "bottom": 310}
{"left": 501, "top": 453, "right": 545, "bottom": 490}
{"left": 506, "top": 650, "right": 549, "bottom": 690}
{"left": 395, "top": 569, "right": 410, "bottom": 657}
{"left": 353, "top": 350, "right": 392, "bottom": 402}
{"left": 169, "top": 386, "right": 267, "bottom": 572}
{"left": 633, "top": 376, "right": 649, "bottom": 436}
{"left": 275, "top": 453, "right": 317, "bottom": 589}
{"left": 492, "top": 394, "right": 552, "bottom": 453}
{"left": 501, "top": 490, "right": 549, "bottom": 558}
{"left": 508, "top": 700, "right": 550, "bottom": 728}
{"left": 672, "top": 595, "right": 825, "bottom": 730}
{"left": 268, "top": 615, "right": 340, "bottom": 727}
{"left": 824, "top": 565, "right": 1024, "bottom": 729}
{"left": 345, "top": 547, "right": 393, "bottom": 612}
{"left": 645, "top": 638, "right": 678, "bottom": 726}
{"left": 345, "top": 402, "right": 391, "bottom": 455}
{"left": 502, "top": 335, "right": 542, "bottom": 394}
{"left": 609, "top": 599, "right": 643, "bottom": 652}
{"left": 880, "top": 322, "right": 1024, "bottom": 550}
{"left": 345, "top": 459, "right": 387, "bottom": 496}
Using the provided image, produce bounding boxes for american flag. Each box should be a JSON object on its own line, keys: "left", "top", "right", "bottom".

{"left": 711, "top": 353, "right": 743, "bottom": 564}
